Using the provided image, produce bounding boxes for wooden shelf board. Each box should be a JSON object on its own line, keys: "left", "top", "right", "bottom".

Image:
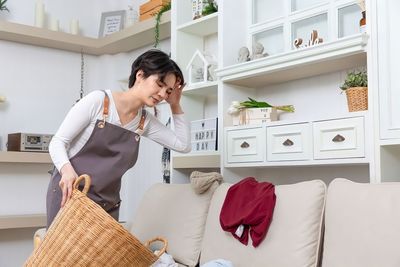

{"left": 173, "top": 152, "right": 220, "bottom": 168}
{"left": 0, "top": 214, "right": 46, "bottom": 229}
{"left": 0, "top": 151, "right": 52, "bottom": 164}
{"left": 217, "top": 33, "right": 368, "bottom": 88}
{"left": 0, "top": 11, "right": 171, "bottom": 55}
{"left": 177, "top": 12, "right": 218, "bottom": 36}
{"left": 183, "top": 81, "right": 218, "bottom": 96}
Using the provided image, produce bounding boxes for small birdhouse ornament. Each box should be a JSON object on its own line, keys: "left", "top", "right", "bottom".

{"left": 186, "top": 50, "right": 217, "bottom": 85}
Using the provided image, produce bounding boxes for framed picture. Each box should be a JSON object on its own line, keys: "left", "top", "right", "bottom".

{"left": 98, "top": 10, "right": 126, "bottom": 37}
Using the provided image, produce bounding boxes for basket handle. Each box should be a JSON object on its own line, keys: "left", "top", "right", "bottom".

{"left": 144, "top": 237, "right": 168, "bottom": 258}
{"left": 73, "top": 174, "right": 91, "bottom": 194}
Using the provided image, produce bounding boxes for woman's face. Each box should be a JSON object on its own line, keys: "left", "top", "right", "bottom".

{"left": 137, "top": 72, "right": 177, "bottom": 106}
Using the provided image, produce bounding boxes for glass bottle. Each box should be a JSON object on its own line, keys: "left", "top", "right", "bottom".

{"left": 360, "top": 11, "right": 366, "bottom": 33}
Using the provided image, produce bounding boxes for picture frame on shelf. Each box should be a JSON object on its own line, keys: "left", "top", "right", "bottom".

{"left": 98, "top": 10, "right": 126, "bottom": 37}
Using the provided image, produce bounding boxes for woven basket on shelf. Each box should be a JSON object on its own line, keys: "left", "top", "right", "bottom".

{"left": 25, "top": 174, "right": 167, "bottom": 267}
{"left": 345, "top": 87, "right": 368, "bottom": 112}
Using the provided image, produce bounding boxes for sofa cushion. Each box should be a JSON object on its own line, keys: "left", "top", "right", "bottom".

{"left": 200, "top": 180, "right": 326, "bottom": 267}
{"left": 322, "top": 178, "right": 400, "bottom": 267}
{"left": 130, "top": 183, "right": 215, "bottom": 267}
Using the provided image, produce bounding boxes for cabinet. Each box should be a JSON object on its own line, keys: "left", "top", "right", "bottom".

{"left": 170, "top": 0, "right": 376, "bottom": 185}
{"left": 218, "top": 0, "right": 373, "bottom": 184}
{"left": 371, "top": 0, "right": 400, "bottom": 182}
{"left": 376, "top": 0, "right": 400, "bottom": 140}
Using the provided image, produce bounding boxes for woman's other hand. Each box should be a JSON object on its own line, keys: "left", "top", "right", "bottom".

{"left": 59, "top": 163, "right": 78, "bottom": 207}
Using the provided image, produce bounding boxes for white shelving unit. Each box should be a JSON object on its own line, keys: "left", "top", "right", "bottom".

{"left": 0, "top": 11, "right": 171, "bottom": 55}
{"left": 169, "top": 0, "right": 389, "bottom": 185}
{"left": 171, "top": 1, "right": 220, "bottom": 182}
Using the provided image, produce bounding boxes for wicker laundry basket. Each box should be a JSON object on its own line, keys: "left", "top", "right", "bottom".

{"left": 25, "top": 174, "right": 167, "bottom": 267}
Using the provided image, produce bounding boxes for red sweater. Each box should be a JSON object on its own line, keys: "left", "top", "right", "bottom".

{"left": 219, "top": 177, "right": 276, "bottom": 247}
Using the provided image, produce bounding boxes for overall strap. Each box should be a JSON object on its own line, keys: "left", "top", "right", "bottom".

{"left": 98, "top": 90, "right": 109, "bottom": 128}
{"left": 138, "top": 109, "right": 147, "bottom": 131}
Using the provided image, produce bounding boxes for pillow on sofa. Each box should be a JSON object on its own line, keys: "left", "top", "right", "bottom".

{"left": 200, "top": 180, "right": 326, "bottom": 267}
{"left": 322, "top": 178, "right": 400, "bottom": 267}
{"left": 130, "top": 183, "right": 216, "bottom": 267}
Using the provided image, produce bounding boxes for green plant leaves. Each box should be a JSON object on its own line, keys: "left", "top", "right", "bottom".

{"left": 154, "top": 2, "right": 171, "bottom": 48}
{"left": 340, "top": 70, "right": 368, "bottom": 90}
{"left": 0, "top": 0, "right": 9, "bottom": 12}
{"left": 239, "top": 97, "right": 295, "bottom": 112}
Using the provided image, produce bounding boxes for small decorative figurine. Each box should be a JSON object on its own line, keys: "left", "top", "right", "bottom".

{"left": 293, "top": 30, "right": 323, "bottom": 49}
{"left": 250, "top": 42, "right": 268, "bottom": 60}
{"left": 238, "top": 46, "right": 250, "bottom": 63}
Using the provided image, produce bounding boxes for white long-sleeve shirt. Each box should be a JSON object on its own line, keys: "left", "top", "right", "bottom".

{"left": 49, "top": 90, "right": 191, "bottom": 171}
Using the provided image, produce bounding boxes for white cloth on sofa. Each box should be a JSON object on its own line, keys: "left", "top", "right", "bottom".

{"left": 151, "top": 251, "right": 178, "bottom": 267}
{"left": 201, "top": 259, "right": 234, "bottom": 267}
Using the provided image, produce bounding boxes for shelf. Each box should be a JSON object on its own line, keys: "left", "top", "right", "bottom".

{"left": 0, "top": 11, "right": 171, "bottom": 55}
{"left": 173, "top": 151, "right": 220, "bottom": 168}
{"left": 0, "top": 151, "right": 52, "bottom": 164}
{"left": 177, "top": 12, "right": 218, "bottom": 36}
{"left": 0, "top": 214, "right": 46, "bottom": 229}
{"left": 183, "top": 81, "right": 218, "bottom": 96}
{"left": 217, "top": 33, "right": 368, "bottom": 88}
{"left": 380, "top": 139, "right": 400, "bottom": 146}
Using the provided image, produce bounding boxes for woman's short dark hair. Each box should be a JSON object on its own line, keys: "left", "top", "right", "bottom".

{"left": 128, "top": 49, "right": 184, "bottom": 88}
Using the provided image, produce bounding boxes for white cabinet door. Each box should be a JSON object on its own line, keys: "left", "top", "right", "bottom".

{"left": 378, "top": 0, "right": 400, "bottom": 139}
{"left": 226, "top": 127, "right": 266, "bottom": 163}
{"left": 267, "top": 123, "right": 312, "bottom": 161}
{"left": 313, "top": 117, "right": 365, "bottom": 159}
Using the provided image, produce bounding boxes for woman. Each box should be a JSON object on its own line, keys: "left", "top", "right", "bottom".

{"left": 47, "top": 49, "right": 191, "bottom": 227}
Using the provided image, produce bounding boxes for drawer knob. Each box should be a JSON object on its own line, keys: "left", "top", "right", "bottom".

{"left": 332, "top": 134, "right": 345, "bottom": 142}
{"left": 283, "top": 139, "right": 294, "bottom": 146}
{"left": 240, "top": 141, "right": 250, "bottom": 148}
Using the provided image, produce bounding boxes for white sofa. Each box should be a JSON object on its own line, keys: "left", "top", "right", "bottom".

{"left": 130, "top": 178, "right": 400, "bottom": 267}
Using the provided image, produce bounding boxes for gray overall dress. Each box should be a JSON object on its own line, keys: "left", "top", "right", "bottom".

{"left": 46, "top": 91, "right": 146, "bottom": 227}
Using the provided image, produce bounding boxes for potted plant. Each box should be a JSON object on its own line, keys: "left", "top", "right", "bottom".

{"left": 202, "top": 0, "right": 218, "bottom": 16}
{"left": 153, "top": 2, "right": 171, "bottom": 48}
{"left": 340, "top": 70, "right": 368, "bottom": 112}
{"left": 0, "top": 0, "right": 9, "bottom": 12}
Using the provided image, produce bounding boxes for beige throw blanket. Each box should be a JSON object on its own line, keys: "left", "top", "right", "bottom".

{"left": 190, "top": 171, "right": 223, "bottom": 194}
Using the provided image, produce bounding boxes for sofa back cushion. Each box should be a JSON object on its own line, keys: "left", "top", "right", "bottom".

{"left": 130, "top": 183, "right": 215, "bottom": 267}
{"left": 322, "top": 178, "right": 400, "bottom": 267}
{"left": 200, "top": 180, "right": 326, "bottom": 267}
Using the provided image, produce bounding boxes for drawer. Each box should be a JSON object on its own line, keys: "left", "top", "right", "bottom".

{"left": 267, "top": 123, "right": 312, "bottom": 161}
{"left": 313, "top": 117, "right": 365, "bottom": 159}
{"left": 226, "top": 127, "right": 265, "bottom": 163}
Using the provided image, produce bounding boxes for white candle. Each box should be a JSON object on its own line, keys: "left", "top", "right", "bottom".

{"left": 0, "top": 95, "right": 6, "bottom": 103}
{"left": 49, "top": 17, "right": 59, "bottom": 31}
{"left": 70, "top": 19, "right": 79, "bottom": 35}
{"left": 35, "top": 0, "right": 45, "bottom": 28}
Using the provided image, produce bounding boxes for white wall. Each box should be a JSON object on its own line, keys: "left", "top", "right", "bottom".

{"left": 0, "top": 1, "right": 172, "bottom": 266}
